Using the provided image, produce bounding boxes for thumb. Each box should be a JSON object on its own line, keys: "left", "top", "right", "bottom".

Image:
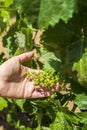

{"left": 17, "top": 51, "right": 34, "bottom": 63}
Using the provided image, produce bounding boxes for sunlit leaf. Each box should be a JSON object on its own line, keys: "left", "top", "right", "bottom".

{"left": 75, "top": 93, "right": 87, "bottom": 110}
{"left": 41, "top": 49, "right": 61, "bottom": 72}
{"left": 0, "top": 97, "right": 8, "bottom": 111}
{"left": 5, "top": 0, "right": 13, "bottom": 7}
{"left": 50, "top": 111, "right": 73, "bottom": 130}
{"left": 72, "top": 48, "right": 87, "bottom": 88}
{"left": 38, "top": 0, "right": 78, "bottom": 29}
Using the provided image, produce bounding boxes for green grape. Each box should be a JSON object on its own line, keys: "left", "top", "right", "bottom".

{"left": 26, "top": 70, "right": 61, "bottom": 88}
{"left": 34, "top": 81, "right": 39, "bottom": 86}
{"left": 45, "top": 78, "right": 50, "bottom": 83}
{"left": 39, "top": 77, "right": 44, "bottom": 82}
{"left": 54, "top": 75, "right": 59, "bottom": 82}
{"left": 25, "top": 71, "right": 30, "bottom": 78}
{"left": 50, "top": 83, "right": 55, "bottom": 88}
{"left": 34, "top": 78, "right": 39, "bottom": 83}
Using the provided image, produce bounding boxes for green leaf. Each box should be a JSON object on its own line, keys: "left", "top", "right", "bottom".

{"left": 3, "top": 20, "right": 27, "bottom": 56}
{"left": 38, "top": 0, "right": 78, "bottom": 29}
{"left": 78, "top": 112, "right": 87, "bottom": 124}
{"left": 41, "top": 14, "right": 81, "bottom": 51}
{"left": 5, "top": 0, "right": 13, "bottom": 7}
{"left": 15, "top": 99, "right": 26, "bottom": 110}
{"left": 1, "top": 9, "right": 10, "bottom": 22}
{"left": 77, "top": 112, "right": 87, "bottom": 130}
{"left": 59, "top": 40, "right": 87, "bottom": 88}
{"left": 21, "top": 27, "right": 34, "bottom": 50}
{"left": 13, "top": 0, "right": 78, "bottom": 29}
{"left": 50, "top": 108, "right": 81, "bottom": 130}
{"left": 0, "top": 0, "right": 12, "bottom": 23}
{"left": 62, "top": 108, "right": 80, "bottom": 125}
{"left": 13, "top": 0, "right": 41, "bottom": 27}
{"left": 74, "top": 93, "right": 87, "bottom": 110}
{"left": 72, "top": 47, "right": 87, "bottom": 87}
{"left": 0, "top": 16, "right": 6, "bottom": 33}
{"left": 15, "top": 48, "right": 26, "bottom": 55}
{"left": 0, "top": 97, "right": 8, "bottom": 111}
{"left": 41, "top": 49, "right": 61, "bottom": 72}
{"left": 14, "top": 32, "right": 26, "bottom": 48}
{"left": 41, "top": 126, "right": 50, "bottom": 130}
{"left": 50, "top": 111, "right": 73, "bottom": 130}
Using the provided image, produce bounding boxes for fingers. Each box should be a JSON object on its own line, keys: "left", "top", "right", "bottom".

{"left": 17, "top": 51, "right": 34, "bottom": 63}
{"left": 31, "top": 83, "right": 60, "bottom": 98}
{"left": 31, "top": 86, "right": 51, "bottom": 98}
{"left": 23, "top": 81, "right": 60, "bottom": 98}
{"left": 51, "top": 83, "right": 60, "bottom": 92}
{"left": 31, "top": 91, "right": 51, "bottom": 98}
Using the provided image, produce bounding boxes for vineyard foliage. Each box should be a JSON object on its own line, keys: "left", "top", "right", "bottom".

{"left": 0, "top": 0, "right": 87, "bottom": 130}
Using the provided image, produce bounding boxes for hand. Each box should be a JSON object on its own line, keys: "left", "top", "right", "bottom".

{"left": 0, "top": 52, "right": 60, "bottom": 98}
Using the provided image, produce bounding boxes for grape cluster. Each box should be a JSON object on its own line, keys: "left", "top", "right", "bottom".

{"left": 26, "top": 71, "right": 59, "bottom": 88}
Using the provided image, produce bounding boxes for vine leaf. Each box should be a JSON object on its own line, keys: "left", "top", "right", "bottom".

{"left": 41, "top": 14, "right": 81, "bottom": 49}
{"left": 13, "top": 0, "right": 41, "bottom": 28}
{"left": 38, "top": 0, "right": 78, "bottom": 29}
{"left": 5, "top": 0, "right": 13, "bottom": 7}
{"left": 74, "top": 93, "right": 87, "bottom": 110}
{"left": 0, "top": 17, "right": 6, "bottom": 34}
{"left": 50, "top": 109, "right": 80, "bottom": 130}
{"left": 0, "top": 97, "right": 8, "bottom": 111}
{"left": 13, "top": 0, "right": 78, "bottom": 29}
{"left": 41, "top": 50, "right": 61, "bottom": 72}
{"left": 72, "top": 47, "right": 87, "bottom": 88}
{"left": 15, "top": 99, "right": 26, "bottom": 110}
{"left": 14, "top": 31, "right": 26, "bottom": 48}
{"left": 77, "top": 112, "right": 87, "bottom": 129}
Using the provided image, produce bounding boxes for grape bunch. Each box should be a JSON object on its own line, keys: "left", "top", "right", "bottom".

{"left": 26, "top": 71, "right": 60, "bottom": 88}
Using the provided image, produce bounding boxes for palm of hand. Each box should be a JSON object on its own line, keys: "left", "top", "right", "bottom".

{"left": 0, "top": 52, "right": 60, "bottom": 98}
